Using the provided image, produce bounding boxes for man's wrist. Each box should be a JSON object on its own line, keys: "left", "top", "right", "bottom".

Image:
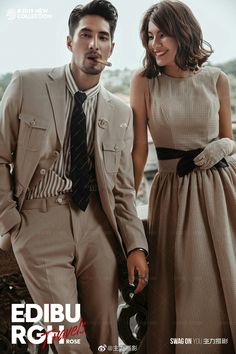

{"left": 128, "top": 248, "right": 148, "bottom": 257}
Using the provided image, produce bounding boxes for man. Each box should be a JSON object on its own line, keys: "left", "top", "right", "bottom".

{"left": 0, "top": 1, "right": 148, "bottom": 353}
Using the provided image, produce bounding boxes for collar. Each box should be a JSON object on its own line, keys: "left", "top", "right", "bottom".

{"left": 65, "top": 63, "right": 100, "bottom": 99}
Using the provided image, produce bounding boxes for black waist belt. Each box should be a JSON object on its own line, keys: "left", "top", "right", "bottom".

{"left": 156, "top": 147, "right": 228, "bottom": 177}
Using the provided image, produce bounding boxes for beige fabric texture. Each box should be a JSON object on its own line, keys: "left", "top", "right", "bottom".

{"left": 11, "top": 194, "right": 118, "bottom": 354}
{"left": 139, "top": 66, "right": 236, "bottom": 354}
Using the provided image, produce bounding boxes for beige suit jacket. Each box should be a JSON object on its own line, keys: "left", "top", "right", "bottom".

{"left": 0, "top": 66, "right": 148, "bottom": 254}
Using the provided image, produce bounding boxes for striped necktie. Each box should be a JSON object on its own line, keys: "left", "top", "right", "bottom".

{"left": 70, "top": 91, "right": 90, "bottom": 211}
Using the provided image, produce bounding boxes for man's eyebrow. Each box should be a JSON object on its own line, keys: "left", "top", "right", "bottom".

{"left": 98, "top": 31, "right": 110, "bottom": 36}
{"left": 80, "top": 27, "right": 92, "bottom": 32}
{"left": 79, "top": 27, "right": 110, "bottom": 36}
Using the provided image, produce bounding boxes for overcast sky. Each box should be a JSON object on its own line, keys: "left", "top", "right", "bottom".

{"left": 0, "top": 0, "right": 235, "bottom": 74}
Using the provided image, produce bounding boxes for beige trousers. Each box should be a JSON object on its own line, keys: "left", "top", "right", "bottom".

{"left": 11, "top": 193, "right": 119, "bottom": 354}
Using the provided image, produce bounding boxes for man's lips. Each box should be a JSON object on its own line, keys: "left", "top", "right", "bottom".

{"left": 86, "top": 55, "right": 112, "bottom": 67}
{"left": 87, "top": 55, "right": 100, "bottom": 61}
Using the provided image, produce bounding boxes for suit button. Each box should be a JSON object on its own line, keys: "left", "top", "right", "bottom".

{"left": 53, "top": 151, "right": 59, "bottom": 157}
{"left": 30, "top": 119, "right": 36, "bottom": 126}
{"left": 40, "top": 168, "right": 46, "bottom": 175}
{"left": 114, "top": 144, "right": 119, "bottom": 151}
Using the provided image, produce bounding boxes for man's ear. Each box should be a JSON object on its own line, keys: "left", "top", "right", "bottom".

{"left": 67, "top": 35, "right": 73, "bottom": 52}
{"left": 109, "top": 42, "right": 115, "bottom": 57}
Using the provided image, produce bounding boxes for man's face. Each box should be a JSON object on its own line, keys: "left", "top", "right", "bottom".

{"left": 67, "top": 15, "right": 114, "bottom": 75}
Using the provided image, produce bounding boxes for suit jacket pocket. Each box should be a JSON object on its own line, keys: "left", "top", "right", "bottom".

{"left": 10, "top": 217, "right": 22, "bottom": 242}
{"left": 102, "top": 141, "right": 124, "bottom": 173}
{"left": 18, "top": 113, "right": 49, "bottom": 151}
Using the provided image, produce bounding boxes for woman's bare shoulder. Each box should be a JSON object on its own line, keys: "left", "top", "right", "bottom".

{"left": 131, "top": 69, "right": 149, "bottom": 92}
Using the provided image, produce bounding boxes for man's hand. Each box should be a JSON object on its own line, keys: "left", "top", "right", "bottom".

{"left": 0, "top": 233, "right": 11, "bottom": 251}
{"left": 127, "top": 250, "right": 149, "bottom": 294}
{"left": 0, "top": 221, "right": 21, "bottom": 251}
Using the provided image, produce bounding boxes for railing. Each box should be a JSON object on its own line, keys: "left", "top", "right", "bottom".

{"left": 116, "top": 240, "right": 148, "bottom": 353}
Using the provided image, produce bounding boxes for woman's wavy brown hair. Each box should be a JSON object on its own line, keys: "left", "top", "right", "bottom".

{"left": 140, "top": 0, "right": 213, "bottom": 78}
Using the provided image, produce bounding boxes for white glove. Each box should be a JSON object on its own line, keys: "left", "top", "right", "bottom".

{"left": 194, "top": 138, "right": 234, "bottom": 169}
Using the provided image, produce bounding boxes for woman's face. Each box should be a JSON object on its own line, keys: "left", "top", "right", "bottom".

{"left": 147, "top": 21, "right": 178, "bottom": 68}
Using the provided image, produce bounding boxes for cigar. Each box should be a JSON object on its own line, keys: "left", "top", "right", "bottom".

{"left": 95, "top": 58, "right": 112, "bottom": 67}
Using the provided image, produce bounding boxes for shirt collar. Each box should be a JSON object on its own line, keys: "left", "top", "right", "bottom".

{"left": 65, "top": 63, "right": 100, "bottom": 99}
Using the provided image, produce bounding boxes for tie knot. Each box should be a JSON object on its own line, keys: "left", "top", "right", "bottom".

{"left": 74, "top": 91, "right": 87, "bottom": 105}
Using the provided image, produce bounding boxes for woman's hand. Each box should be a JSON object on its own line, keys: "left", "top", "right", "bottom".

{"left": 194, "top": 138, "right": 234, "bottom": 169}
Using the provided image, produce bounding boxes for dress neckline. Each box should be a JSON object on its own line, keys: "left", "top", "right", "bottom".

{"left": 161, "top": 67, "right": 205, "bottom": 80}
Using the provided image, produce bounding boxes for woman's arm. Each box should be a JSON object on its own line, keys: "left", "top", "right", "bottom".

{"left": 194, "top": 71, "right": 236, "bottom": 168}
{"left": 130, "top": 71, "right": 149, "bottom": 192}
{"left": 217, "top": 71, "right": 234, "bottom": 139}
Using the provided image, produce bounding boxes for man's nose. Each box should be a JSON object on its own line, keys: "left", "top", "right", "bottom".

{"left": 89, "top": 35, "right": 99, "bottom": 50}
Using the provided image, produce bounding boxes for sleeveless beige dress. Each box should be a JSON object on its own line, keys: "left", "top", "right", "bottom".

{"left": 139, "top": 66, "right": 236, "bottom": 354}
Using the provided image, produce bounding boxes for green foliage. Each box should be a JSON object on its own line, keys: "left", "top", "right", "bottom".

{"left": 0, "top": 73, "right": 12, "bottom": 100}
{"left": 101, "top": 68, "right": 134, "bottom": 95}
{"left": 217, "top": 59, "right": 236, "bottom": 76}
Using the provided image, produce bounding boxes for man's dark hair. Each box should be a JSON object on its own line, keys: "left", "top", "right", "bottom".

{"left": 68, "top": 0, "right": 118, "bottom": 41}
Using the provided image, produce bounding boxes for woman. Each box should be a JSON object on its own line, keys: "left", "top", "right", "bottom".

{"left": 130, "top": 1, "right": 236, "bottom": 353}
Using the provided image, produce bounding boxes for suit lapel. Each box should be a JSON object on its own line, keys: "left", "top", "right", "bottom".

{"left": 94, "top": 86, "right": 113, "bottom": 146}
{"left": 94, "top": 87, "right": 116, "bottom": 222}
{"left": 46, "top": 66, "right": 67, "bottom": 146}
